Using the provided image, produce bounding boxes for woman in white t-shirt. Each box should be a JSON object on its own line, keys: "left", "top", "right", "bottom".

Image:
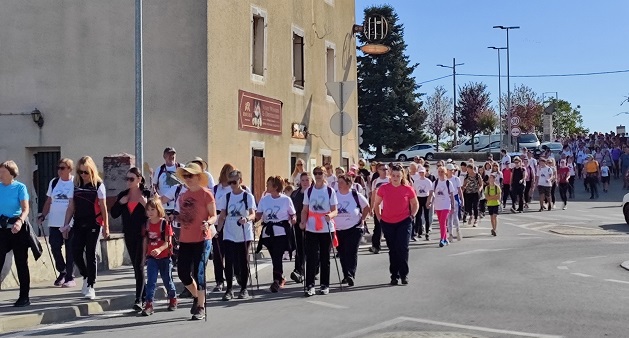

{"left": 255, "top": 176, "right": 296, "bottom": 293}
{"left": 412, "top": 167, "right": 433, "bottom": 241}
{"left": 445, "top": 164, "right": 464, "bottom": 242}
{"left": 536, "top": 158, "right": 554, "bottom": 212}
{"left": 430, "top": 166, "right": 455, "bottom": 247}
{"left": 334, "top": 175, "right": 369, "bottom": 287}
{"left": 291, "top": 159, "right": 306, "bottom": 187}
{"left": 369, "top": 163, "right": 390, "bottom": 254}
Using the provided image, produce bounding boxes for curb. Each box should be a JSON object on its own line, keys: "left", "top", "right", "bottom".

{"left": 0, "top": 294, "right": 135, "bottom": 334}
{"left": 621, "top": 261, "right": 629, "bottom": 272}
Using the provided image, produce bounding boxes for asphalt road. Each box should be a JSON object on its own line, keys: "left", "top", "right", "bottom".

{"left": 3, "top": 180, "right": 629, "bottom": 338}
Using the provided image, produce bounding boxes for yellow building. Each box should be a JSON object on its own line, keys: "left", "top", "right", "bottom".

{"left": 0, "top": 0, "right": 359, "bottom": 207}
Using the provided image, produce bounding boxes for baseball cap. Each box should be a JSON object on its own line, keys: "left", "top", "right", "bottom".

{"left": 163, "top": 147, "right": 176, "bottom": 154}
{"left": 446, "top": 164, "right": 456, "bottom": 170}
{"left": 418, "top": 167, "right": 426, "bottom": 173}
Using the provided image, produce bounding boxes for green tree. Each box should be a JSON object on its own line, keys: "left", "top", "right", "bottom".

{"left": 425, "top": 86, "right": 452, "bottom": 152}
{"left": 457, "top": 82, "right": 492, "bottom": 151}
{"left": 357, "top": 5, "right": 426, "bottom": 158}
{"left": 502, "top": 84, "right": 543, "bottom": 133}
{"left": 478, "top": 109, "right": 499, "bottom": 134}
{"left": 545, "top": 99, "right": 589, "bottom": 137}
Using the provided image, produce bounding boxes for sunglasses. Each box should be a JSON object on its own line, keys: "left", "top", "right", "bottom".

{"left": 125, "top": 177, "right": 137, "bottom": 182}
{"left": 313, "top": 172, "right": 324, "bottom": 176}
{"left": 182, "top": 173, "right": 194, "bottom": 179}
{"left": 228, "top": 180, "right": 239, "bottom": 185}
{"left": 297, "top": 163, "right": 303, "bottom": 166}
{"left": 57, "top": 166, "right": 68, "bottom": 170}
{"left": 78, "top": 170, "right": 89, "bottom": 175}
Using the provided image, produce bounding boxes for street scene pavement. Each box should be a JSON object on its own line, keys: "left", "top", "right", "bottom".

{"left": 1, "top": 179, "right": 628, "bottom": 338}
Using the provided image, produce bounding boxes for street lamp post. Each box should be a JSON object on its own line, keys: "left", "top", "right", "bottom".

{"left": 437, "top": 58, "right": 464, "bottom": 145}
{"left": 493, "top": 25, "right": 519, "bottom": 151}
{"left": 135, "top": 0, "right": 144, "bottom": 168}
{"left": 488, "top": 46, "right": 507, "bottom": 151}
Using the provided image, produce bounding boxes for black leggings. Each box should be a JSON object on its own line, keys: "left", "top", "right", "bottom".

{"left": 479, "top": 199, "right": 487, "bottom": 214}
{"left": 305, "top": 232, "right": 332, "bottom": 287}
{"left": 502, "top": 184, "right": 511, "bottom": 206}
{"left": 336, "top": 226, "right": 362, "bottom": 279}
{"left": 293, "top": 227, "right": 305, "bottom": 275}
{"left": 463, "top": 192, "right": 480, "bottom": 220}
{"left": 73, "top": 224, "right": 101, "bottom": 287}
{"left": 510, "top": 184, "right": 525, "bottom": 211}
{"left": 414, "top": 196, "right": 430, "bottom": 235}
{"left": 0, "top": 226, "right": 30, "bottom": 298}
{"left": 559, "top": 182, "right": 569, "bottom": 204}
{"left": 371, "top": 217, "right": 383, "bottom": 250}
{"left": 211, "top": 231, "right": 226, "bottom": 285}
{"left": 124, "top": 234, "right": 145, "bottom": 302}
{"left": 177, "top": 240, "right": 211, "bottom": 290}
{"left": 223, "top": 240, "right": 251, "bottom": 290}
{"left": 524, "top": 181, "right": 532, "bottom": 203}
{"left": 265, "top": 235, "right": 288, "bottom": 282}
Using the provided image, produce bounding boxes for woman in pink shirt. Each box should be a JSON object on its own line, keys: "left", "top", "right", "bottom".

{"left": 373, "top": 164, "right": 419, "bottom": 285}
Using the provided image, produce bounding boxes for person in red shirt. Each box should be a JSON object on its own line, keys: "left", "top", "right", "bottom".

{"left": 557, "top": 159, "right": 571, "bottom": 210}
{"left": 374, "top": 164, "right": 419, "bottom": 286}
{"left": 141, "top": 198, "right": 177, "bottom": 316}
{"left": 501, "top": 165, "right": 512, "bottom": 208}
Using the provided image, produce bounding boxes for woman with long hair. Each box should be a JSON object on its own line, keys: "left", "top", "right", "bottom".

{"left": 291, "top": 159, "right": 306, "bottom": 187}
{"left": 289, "top": 172, "right": 311, "bottom": 284}
{"left": 430, "top": 166, "right": 455, "bottom": 247}
{"left": 111, "top": 167, "right": 150, "bottom": 310}
{"left": 62, "top": 156, "right": 109, "bottom": 300}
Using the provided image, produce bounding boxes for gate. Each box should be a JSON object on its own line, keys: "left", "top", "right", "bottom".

{"left": 251, "top": 154, "right": 265, "bottom": 203}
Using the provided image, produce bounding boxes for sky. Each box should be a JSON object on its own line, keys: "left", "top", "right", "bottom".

{"left": 355, "top": 0, "right": 629, "bottom": 134}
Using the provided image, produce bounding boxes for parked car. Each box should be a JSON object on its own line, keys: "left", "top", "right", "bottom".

{"left": 395, "top": 144, "right": 437, "bottom": 161}
{"left": 518, "top": 133, "right": 541, "bottom": 149}
{"left": 476, "top": 140, "right": 502, "bottom": 153}
{"left": 539, "top": 142, "right": 563, "bottom": 161}
{"left": 622, "top": 194, "right": 629, "bottom": 225}
{"left": 452, "top": 134, "right": 501, "bottom": 152}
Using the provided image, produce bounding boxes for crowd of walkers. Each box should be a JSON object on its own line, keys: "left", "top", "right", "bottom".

{"left": 1, "top": 135, "right": 627, "bottom": 320}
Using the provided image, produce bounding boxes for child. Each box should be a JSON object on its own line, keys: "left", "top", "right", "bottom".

{"left": 142, "top": 198, "right": 177, "bottom": 316}
{"left": 601, "top": 160, "right": 610, "bottom": 192}
{"left": 485, "top": 175, "right": 502, "bottom": 236}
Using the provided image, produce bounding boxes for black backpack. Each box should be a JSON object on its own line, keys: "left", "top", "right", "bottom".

{"left": 224, "top": 191, "right": 250, "bottom": 215}
{"left": 307, "top": 185, "right": 333, "bottom": 200}
{"left": 433, "top": 179, "right": 452, "bottom": 195}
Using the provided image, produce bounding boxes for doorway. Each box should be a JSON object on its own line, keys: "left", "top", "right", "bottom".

{"left": 251, "top": 149, "right": 265, "bottom": 202}
{"left": 34, "top": 150, "right": 61, "bottom": 235}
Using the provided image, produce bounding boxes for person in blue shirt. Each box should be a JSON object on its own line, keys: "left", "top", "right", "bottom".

{"left": 0, "top": 160, "right": 31, "bottom": 307}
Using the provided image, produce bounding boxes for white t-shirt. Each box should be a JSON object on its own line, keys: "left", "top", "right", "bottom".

{"left": 303, "top": 186, "right": 338, "bottom": 233}
{"left": 433, "top": 179, "right": 453, "bottom": 211}
{"left": 501, "top": 155, "right": 512, "bottom": 169}
{"left": 216, "top": 191, "right": 257, "bottom": 243}
{"left": 204, "top": 171, "right": 216, "bottom": 190}
{"left": 326, "top": 174, "right": 337, "bottom": 186}
{"left": 568, "top": 163, "right": 576, "bottom": 176}
{"left": 371, "top": 177, "right": 389, "bottom": 211}
{"left": 448, "top": 176, "right": 462, "bottom": 196}
{"left": 292, "top": 174, "right": 301, "bottom": 187}
{"left": 537, "top": 167, "right": 554, "bottom": 187}
{"left": 601, "top": 166, "right": 610, "bottom": 177}
{"left": 213, "top": 184, "right": 251, "bottom": 207}
{"left": 46, "top": 176, "right": 75, "bottom": 227}
{"left": 413, "top": 177, "right": 433, "bottom": 198}
{"left": 528, "top": 158, "right": 538, "bottom": 172}
{"left": 258, "top": 194, "right": 296, "bottom": 238}
{"left": 330, "top": 181, "right": 364, "bottom": 195}
{"left": 153, "top": 163, "right": 182, "bottom": 210}
{"left": 335, "top": 191, "right": 369, "bottom": 230}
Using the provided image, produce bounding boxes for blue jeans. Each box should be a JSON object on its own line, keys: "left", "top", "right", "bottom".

{"left": 146, "top": 257, "right": 176, "bottom": 302}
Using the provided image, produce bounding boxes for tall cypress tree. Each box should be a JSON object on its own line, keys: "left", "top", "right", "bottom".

{"left": 358, "top": 5, "right": 426, "bottom": 158}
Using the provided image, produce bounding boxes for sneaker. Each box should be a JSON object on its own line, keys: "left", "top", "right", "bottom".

{"left": 213, "top": 282, "right": 225, "bottom": 292}
{"left": 13, "top": 297, "right": 30, "bottom": 307}
{"left": 133, "top": 300, "right": 143, "bottom": 312}
{"left": 390, "top": 279, "right": 399, "bottom": 286}
{"left": 401, "top": 277, "right": 408, "bottom": 285}
{"left": 279, "top": 278, "right": 286, "bottom": 288}
{"left": 491, "top": 229, "right": 497, "bottom": 237}
{"left": 141, "top": 302, "right": 154, "bottom": 316}
{"left": 191, "top": 306, "right": 205, "bottom": 321}
{"left": 54, "top": 273, "right": 66, "bottom": 287}
{"left": 84, "top": 287, "right": 96, "bottom": 300}
{"left": 562, "top": 203, "right": 567, "bottom": 210}
{"left": 238, "top": 289, "right": 250, "bottom": 300}
{"left": 539, "top": 208, "right": 544, "bottom": 212}
{"left": 81, "top": 278, "right": 89, "bottom": 295}
{"left": 444, "top": 239, "right": 450, "bottom": 246}
{"left": 61, "top": 279, "right": 76, "bottom": 288}
{"left": 270, "top": 280, "right": 280, "bottom": 293}
{"left": 439, "top": 240, "right": 445, "bottom": 248}
{"left": 167, "top": 298, "right": 178, "bottom": 311}
{"left": 411, "top": 236, "right": 417, "bottom": 242}
{"left": 425, "top": 234, "right": 429, "bottom": 241}
{"left": 305, "top": 285, "right": 316, "bottom": 297}
{"left": 473, "top": 220, "right": 478, "bottom": 227}
{"left": 179, "top": 288, "right": 193, "bottom": 299}
{"left": 319, "top": 286, "right": 330, "bottom": 295}
{"left": 190, "top": 297, "right": 198, "bottom": 314}
{"left": 448, "top": 234, "right": 454, "bottom": 242}
{"left": 369, "top": 247, "right": 380, "bottom": 254}
{"left": 510, "top": 207, "right": 516, "bottom": 214}
{"left": 346, "top": 276, "right": 355, "bottom": 287}
{"left": 222, "top": 290, "right": 233, "bottom": 301}
{"left": 290, "top": 271, "right": 303, "bottom": 284}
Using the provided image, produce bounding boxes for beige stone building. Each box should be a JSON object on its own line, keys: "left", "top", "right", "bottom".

{"left": 0, "top": 0, "right": 359, "bottom": 209}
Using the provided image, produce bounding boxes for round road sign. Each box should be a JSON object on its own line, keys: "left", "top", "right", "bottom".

{"left": 510, "top": 116, "right": 520, "bottom": 126}
{"left": 511, "top": 126, "right": 521, "bottom": 137}
{"left": 330, "top": 112, "right": 353, "bottom": 136}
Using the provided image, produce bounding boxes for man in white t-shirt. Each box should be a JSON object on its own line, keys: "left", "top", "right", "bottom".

{"left": 412, "top": 166, "right": 433, "bottom": 241}
{"left": 153, "top": 147, "right": 184, "bottom": 213}
{"left": 500, "top": 150, "right": 511, "bottom": 170}
{"left": 38, "top": 158, "right": 76, "bottom": 288}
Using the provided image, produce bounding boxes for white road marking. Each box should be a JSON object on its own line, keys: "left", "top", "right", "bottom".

{"left": 557, "top": 266, "right": 569, "bottom": 270}
{"left": 582, "top": 255, "right": 608, "bottom": 260}
{"left": 571, "top": 273, "right": 592, "bottom": 278}
{"left": 337, "top": 316, "right": 563, "bottom": 338}
{"left": 306, "top": 300, "right": 349, "bottom": 309}
{"left": 518, "top": 233, "right": 540, "bottom": 236}
{"left": 448, "top": 248, "right": 512, "bottom": 257}
{"left": 604, "top": 279, "right": 629, "bottom": 285}
{"left": 561, "top": 260, "right": 576, "bottom": 264}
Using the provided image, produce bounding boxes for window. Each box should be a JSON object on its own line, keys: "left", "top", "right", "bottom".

{"left": 293, "top": 32, "right": 304, "bottom": 88}
{"left": 418, "top": 145, "right": 430, "bottom": 150}
{"left": 325, "top": 44, "right": 335, "bottom": 95}
{"left": 409, "top": 145, "right": 420, "bottom": 151}
{"left": 251, "top": 10, "right": 266, "bottom": 78}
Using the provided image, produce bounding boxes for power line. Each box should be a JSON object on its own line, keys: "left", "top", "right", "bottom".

{"left": 458, "top": 69, "right": 629, "bottom": 78}
{"left": 418, "top": 74, "right": 452, "bottom": 84}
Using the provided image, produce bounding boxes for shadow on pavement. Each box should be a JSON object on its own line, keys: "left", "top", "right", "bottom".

{"left": 21, "top": 317, "right": 187, "bottom": 336}
{"left": 599, "top": 223, "right": 629, "bottom": 234}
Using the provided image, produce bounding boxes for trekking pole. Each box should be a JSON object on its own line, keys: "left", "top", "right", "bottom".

{"left": 250, "top": 224, "right": 260, "bottom": 291}
{"left": 36, "top": 221, "right": 57, "bottom": 275}
{"left": 241, "top": 221, "right": 256, "bottom": 298}
{"left": 302, "top": 229, "right": 307, "bottom": 293}
{"left": 326, "top": 221, "right": 343, "bottom": 291}
{"left": 204, "top": 242, "right": 208, "bottom": 322}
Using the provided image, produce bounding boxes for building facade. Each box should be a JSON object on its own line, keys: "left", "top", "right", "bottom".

{"left": 0, "top": 0, "right": 358, "bottom": 210}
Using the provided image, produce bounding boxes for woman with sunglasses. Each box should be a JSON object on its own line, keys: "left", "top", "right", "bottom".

{"left": 289, "top": 172, "right": 311, "bottom": 284}
{"left": 62, "top": 156, "right": 109, "bottom": 300}
{"left": 301, "top": 166, "right": 338, "bottom": 296}
{"left": 373, "top": 164, "right": 418, "bottom": 285}
{"left": 291, "top": 159, "right": 306, "bottom": 187}
{"left": 175, "top": 162, "right": 216, "bottom": 320}
{"left": 111, "top": 167, "right": 150, "bottom": 310}
{"left": 256, "top": 176, "right": 296, "bottom": 292}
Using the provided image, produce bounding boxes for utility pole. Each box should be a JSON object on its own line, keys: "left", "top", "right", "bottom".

{"left": 437, "top": 58, "right": 464, "bottom": 145}
{"left": 488, "top": 47, "right": 506, "bottom": 150}
{"left": 134, "top": 0, "right": 144, "bottom": 168}
{"left": 494, "top": 25, "right": 520, "bottom": 151}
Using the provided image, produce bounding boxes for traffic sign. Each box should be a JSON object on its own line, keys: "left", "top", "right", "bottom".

{"left": 326, "top": 81, "right": 355, "bottom": 111}
{"left": 510, "top": 116, "right": 520, "bottom": 126}
{"left": 330, "top": 112, "right": 353, "bottom": 136}
{"left": 510, "top": 126, "right": 521, "bottom": 137}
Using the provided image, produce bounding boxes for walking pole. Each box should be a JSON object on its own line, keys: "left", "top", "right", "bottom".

{"left": 250, "top": 224, "right": 260, "bottom": 291}
{"left": 326, "top": 221, "right": 343, "bottom": 291}
{"left": 204, "top": 241, "right": 208, "bottom": 322}
{"left": 241, "top": 221, "right": 257, "bottom": 298}
{"left": 36, "top": 221, "right": 57, "bottom": 276}
{"left": 302, "top": 228, "right": 307, "bottom": 293}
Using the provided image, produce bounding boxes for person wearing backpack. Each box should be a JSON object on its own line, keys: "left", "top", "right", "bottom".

{"left": 289, "top": 172, "right": 311, "bottom": 284}
{"left": 334, "top": 174, "right": 370, "bottom": 287}
{"left": 110, "top": 167, "right": 150, "bottom": 311}
{"left": 412, "top": 166, "right": 433, "bottom": 241}
{"left": 152, "top": 147, "right": 184, "bottom": 212}
{"left": 301, "top": 166, "right": 338, "bottom": 296}
{"left": 369, "top": 163, "right": 389, "bottom": 254}
{"left": 485, "top": 175, "right": 502, "bottom": 236}
{"left": 141, "top": 198, "right": 177, "bottom": 316}
{"left": 174, "top": 162, "right": 217, "bottom": 320}
{"left": 462, "top": 164, "right": 483, "bottom": 227}
{"left": 430, "top": 166, "right": 455, "bottom": 247}
{"left": 216, "top": 170, "right": 257, "bottom": 301}
{"left": 255, "top": 176, "right": 296, "bottom": 293}
{"left": 61, "top": 156, "right": 109, "bottom": 300}
{"left": 38, "top": 158, "right": 76, "bottom": 288}
{"left": 509, "top": 157, "right": 527, "bottom": 213}
{"left": 445, "top": 164, "right": 464, "bottom": 242}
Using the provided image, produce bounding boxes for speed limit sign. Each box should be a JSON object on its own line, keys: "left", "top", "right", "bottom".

{"left": 510, "top": 116, "right": 520, "bottom": 126}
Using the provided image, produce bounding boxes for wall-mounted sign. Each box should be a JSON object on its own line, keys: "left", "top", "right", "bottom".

{"left": 291, "top": 123, "right": 308, "bottom": 139}
{"left": 238, "top": 90, "right": 282, "bottom": 135}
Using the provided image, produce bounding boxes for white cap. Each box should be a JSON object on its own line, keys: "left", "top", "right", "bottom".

{"left": 445, "top": 164, "right": 456, "bottom": 170}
